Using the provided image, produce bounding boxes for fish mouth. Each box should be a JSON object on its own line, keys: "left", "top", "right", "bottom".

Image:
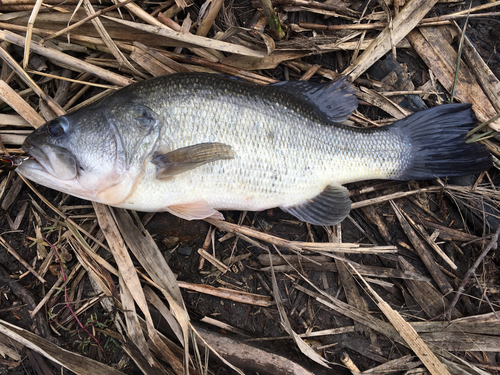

{"left": 21, "top": 140, "right": 78, "bottom": 181}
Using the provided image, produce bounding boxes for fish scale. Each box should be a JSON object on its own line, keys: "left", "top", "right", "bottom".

{"left": 17, "top": 73, "right": 491, "bottom": 225}
{"left": 129, "top": 76, "right": 407, "bottom": 210}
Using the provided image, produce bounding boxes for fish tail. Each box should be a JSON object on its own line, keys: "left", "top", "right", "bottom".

{"left": 392, "top": 103, "right": 492, "bottom": 180}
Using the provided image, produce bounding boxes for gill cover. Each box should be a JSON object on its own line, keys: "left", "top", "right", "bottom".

{"left": 96, "top": 102, "right": 162, "bottom": 204}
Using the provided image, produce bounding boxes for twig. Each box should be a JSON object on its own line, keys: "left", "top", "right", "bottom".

{"left": 349, "top": 264, "right": 451, "bottom": 375}
{"left": 450, "top": 1, "right": 472, "bottom": 103}
{"left": 196, "top": 0, "right": 224, "bottom": 37}
{"left": 0, "top": 30, "right": 134, "bottom": 87}
{"left": 0, "top": 264, "right": 53, "bottom": 341}
{"left": 466, "top": 112, "right": 500, "bottom": 138}
{"left": 103, "top": 16, "right": 266, "bottom": 57}
{"left": 205, "top": 218, "right": 397, "bottom": 253}
{"left": 0, "top": 235, "right": 45, "bottom": 283}
{"left": 197, "top": 248, "right": 230, "bottom": 273}
{"left": 390, "top": 201, "right": 453, "bottom": 295}
{"left": 472, "top": 273, "right": 499, "bottom": 319}
{"left": 299, "top": 22, "right": 386, "bottom": 30}
{"left": 258, "top": 0, "right": 285, "bottom": 39}
{"left": 47, "top": 240, "right": 104, "bottom": 352}
{"left": 177, "top": 281, "right": 273, "bottom": 307}
{"left": 19, "top": 175, "right": 111, "bottom": 252}
{"left": 135, "top": 44, "right": 277, "bottom": 84}
{"left": 422, "top": 0, "right": 500, "bottom": 21}
{"left": 351, "top": 186, "right": 443, "bottom": 209}
{"left": 443, "top": 225, "right": 500, "bottom": 320}
{"left": 23, "top": 0, "right": 43, "bottom": 69}
{"left": 0, "top": 80, "right": 45, "bottom": 128}
{"left": 299, "top": 12, "right": 500, "bottom": 31}
{"left": 340, "top": 352, "right": 360, "bottom": 373}
{"left": 343, "top": 0, "right": 440, "bottom": 80}
{"left": 41, "top": 0, "right": 136, "bottom": 42}
{"left": 26, "top": 71, "right": 118, "bottom": 89}
{"left": 0, "top": 45, "right": 64, "bottom": 116}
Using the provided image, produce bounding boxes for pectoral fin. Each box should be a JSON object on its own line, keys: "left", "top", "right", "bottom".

{"left": 165, "top": 201, "right": 224, "bottom": 221}
{"left": 153, "top": 142, "right": 234, "bottom": 179}
{"left": 281, "top": 183, "right": 351, "bottom": 226}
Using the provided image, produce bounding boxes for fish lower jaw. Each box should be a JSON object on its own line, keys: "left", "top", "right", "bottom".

{"left": 16, "top": 161, "right": 100, "bottom": 203}
{"left": 18, "top": 158, "right": 46, "bottom": 173}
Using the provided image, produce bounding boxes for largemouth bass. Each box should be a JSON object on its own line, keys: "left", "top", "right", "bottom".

{"left": 17, "top": 73, "right": 491, "bottom": 225}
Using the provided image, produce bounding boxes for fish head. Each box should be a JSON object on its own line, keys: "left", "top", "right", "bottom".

{"left": 17, "top": 98, "right": 162, "bottom": 205}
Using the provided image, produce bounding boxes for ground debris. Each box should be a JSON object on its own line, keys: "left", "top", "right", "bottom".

{"left": 0, "top": 0, "right": 499, "bottom": 374}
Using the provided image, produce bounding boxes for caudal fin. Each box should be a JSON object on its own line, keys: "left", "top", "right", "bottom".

{"left": 392, "top": 103, "right": 492, "bottom": 180}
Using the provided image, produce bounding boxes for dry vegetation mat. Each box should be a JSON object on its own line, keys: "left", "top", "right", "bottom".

{"left": 0, "top": 0, "right": 499, "bottom": 373}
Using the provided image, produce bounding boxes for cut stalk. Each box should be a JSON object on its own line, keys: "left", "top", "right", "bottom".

{"left": 258, "top": 0, "right": 285, "bottom": 39}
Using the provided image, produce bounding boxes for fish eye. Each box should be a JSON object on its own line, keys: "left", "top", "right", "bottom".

{"left": 47, "top": 117, "right": 68, "bottom": 137}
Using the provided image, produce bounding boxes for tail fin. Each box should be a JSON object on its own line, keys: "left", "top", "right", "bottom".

{"left": 392, "top": 103, "right": 492, "bottom": 180}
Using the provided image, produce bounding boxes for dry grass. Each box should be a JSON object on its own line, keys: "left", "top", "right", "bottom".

{"left": 0, "top": 0, "right": 498, "bottom": 374}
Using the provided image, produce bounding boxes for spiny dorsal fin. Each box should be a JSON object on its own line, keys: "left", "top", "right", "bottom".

{"left": 281, "top": 183, "right": 351, "bottom": 226}
{"left": 271, "top": 77, "right": 358, "bottom": 123}
{"left": 152, "top": 142, "right": 234, "bottom": 179}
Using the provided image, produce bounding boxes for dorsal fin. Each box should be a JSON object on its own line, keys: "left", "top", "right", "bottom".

{"left": 271, "top": 77, "right": 358, "bottom": 122}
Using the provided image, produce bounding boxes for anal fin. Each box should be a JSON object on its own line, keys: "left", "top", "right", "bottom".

{"left": 165, "top": 200, "right": 224, "bottom": 221}
{"left": 281, "top": 183, "right": 351, "bottom": 226}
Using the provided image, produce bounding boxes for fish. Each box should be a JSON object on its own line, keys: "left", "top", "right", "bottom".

{"left": 17, "top": 73, "right": 492, "bottom": 225}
